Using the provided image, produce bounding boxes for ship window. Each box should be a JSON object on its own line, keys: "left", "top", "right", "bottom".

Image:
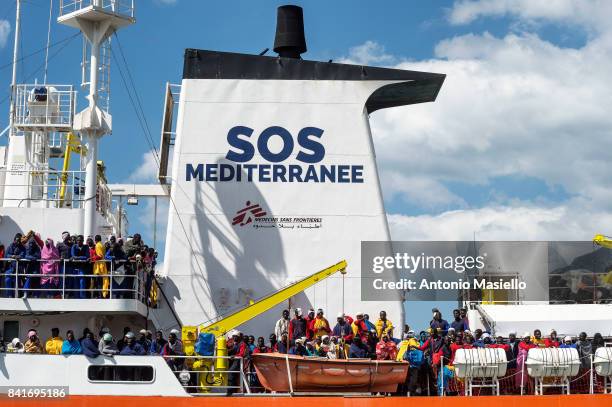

{"left": 3, "top": 321, "right": 19, "bottom": 342}
{"left": 87, "top": 365, "right": 154, "bottom": 382}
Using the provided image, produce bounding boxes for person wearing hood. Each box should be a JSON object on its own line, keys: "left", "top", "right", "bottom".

{"left": 161, "top": 329, "right": 185, "bottom": 369}
{"left": 40, "top": 239, "right": 60, "bottom": 298}
{"left": 397, "top": 331, "right": 420, "bottom": 362}
{"left": 332, "top": 313, "right": 354, "bottom": 342}
{"left": 8, "top": 338, "right": 24, "bottom": 353}
{"left": 45, "top": 328, "right": 63, "bottom": 355}
{"left": 82, "top": 331, "right": 100, "bottom": 358}
{"left": 100, "top": 333, "right": 119, "bottom": 356}
{"left": 576, "top": 332, "right": 592, "bottom": 369}
{"left": 4, "top": 233, "right": 25, "bottom": 298}
{"left": 137, "top": 329, "right": 152, "bottom": 351}
{"left": 70, "top": 235, "right": 91, "bottom": 299}
{"left": 22, "top": 237, "right": 42, "bottom": 298}
{"left": 310, "top": 309, "right": 331, "bottom": 339}
{"left": 375, "top": 310, "right": 394, "bottom": 340}
{"left": 289, "top": 337, "right": 311, "bottom": 356}
{"left": 24, "top": 329, "right": 43, "bottom": 353}
{"left": 120, "top": 332, "right": 146, "bottom": 355}
{"left": 592, "top": 333, "right": 605, "bottom": 352}
{"left": 560, "top": 336, "right": 576, "bottom": 349}
{"left": 61, "top": 330, "right": 82, "bottom": 354}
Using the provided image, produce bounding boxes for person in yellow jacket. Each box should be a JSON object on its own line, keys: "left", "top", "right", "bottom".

{"left": 92, "top": 235, "right": 109, "bottom": 298}
{"left": 375, "top": 310, "right": 394, "bottom": 339}
{"left": 45, "top": 327, "right": 63, "bottom": 355}
{"left": 396, "top": 331, "right": 420, "bottom": 361}
{"left": 531, "top": 329, "right": 546, "bottom": 348}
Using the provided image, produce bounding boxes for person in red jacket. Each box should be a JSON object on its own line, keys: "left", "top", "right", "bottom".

{"left": 305, "top": 309, "right": 316, "bottom": 340}
{"left": 544, "top": 330, "right": 559, "bottom": 347}
{"left": 252, "top": 337, "right": 270, "bottom": 354}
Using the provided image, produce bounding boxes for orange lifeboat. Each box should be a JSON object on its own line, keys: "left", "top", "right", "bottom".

{"left": 252, "top": 353, "right": 409, "bottom": 393}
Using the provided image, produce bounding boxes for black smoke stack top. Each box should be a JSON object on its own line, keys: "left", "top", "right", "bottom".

{"left": 273, "top": 5, "right": 307, "bottom": 59}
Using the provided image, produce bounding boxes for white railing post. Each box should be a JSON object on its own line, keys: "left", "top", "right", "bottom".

{"left": 14, "top": 260, "right": 19, "bottom": 298}
{"left": 109, "top": 260, "right": 113, "bottom": 299}
{"left": 590, "top": 353, "right": 594, "bottom": 394}
{"left": 61, "top": 259, "right": 66, "bottom": 299}
{"left": 520, "top": 355, "right": 525, "bottom": 395}
{"left": 440, "top": 356, "right": 444, "bottom": 396}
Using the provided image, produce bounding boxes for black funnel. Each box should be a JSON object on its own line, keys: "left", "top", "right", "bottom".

{"left": 273, "top": 5, "right": 307, "bottom": 59}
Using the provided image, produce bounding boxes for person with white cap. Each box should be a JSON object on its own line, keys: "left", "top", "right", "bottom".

{"left": 24, "top": 329, "right": 43, "bottom": 353}
{"left": 289, "top": 308, "right": 307, "bottom": 343}
{"left": 7, "top": 338, "right": 24, "bottom": 353}
{"left": 332, "top": 313, "right": 353, "bottom": 342}
{"left": 100, "top": 333, "right": 119, "bottom": 356}
{"left": 137, "top": 328, "right": 152, "bottom": 351}
{"left": 119, "top": 331, "right": 146, "bottom": 355}
{"left": 289, "top": 337, "right": 311, "bottom": 356}
{"left": 560, "top": 336, "right": 576, "bottom": 349}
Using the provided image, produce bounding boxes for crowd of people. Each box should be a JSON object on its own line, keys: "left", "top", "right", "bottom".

{"left": 1, "top": 306, "right": 609, "bottom": 395}
{"left": 0, "top": 231, "right": 157, "bottom": 301}
{"left": 239, "top": 307, "right": 609, "bottom": 395}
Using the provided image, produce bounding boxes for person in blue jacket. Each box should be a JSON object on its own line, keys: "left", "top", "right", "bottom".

{"left": 4, "top": 233, "right": 25, "bottom": 297}
{"left": 62, "top": 330, "right": 83, "bottom": 354}
{"left": 22, "top": 238, "right": 41, "bottom": 298}
{"left": 150, "top": 330, "right": 167, "bottom": 354}
{"left": 70, "top": 235, "right": 90, "bottom": 299}
{"left": 82, "top": 331, "right": 100, "bottom": 358}
{"left": 120, "top": 332, "right": 146, "bottom": 355}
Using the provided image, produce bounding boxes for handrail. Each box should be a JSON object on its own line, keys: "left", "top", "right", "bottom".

{"left": 0, "top": 258, "right": 155, "bottom": 303}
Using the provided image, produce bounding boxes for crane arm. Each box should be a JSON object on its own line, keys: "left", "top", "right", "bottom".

{"left": 200, "top": 260, "right": 347, "bottom": 336}
{"left": 593, "top": 234, "right": 612, "bottom": 249}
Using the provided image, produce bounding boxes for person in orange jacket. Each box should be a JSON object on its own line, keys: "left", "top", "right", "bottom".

{"left": 310, "top": 308, "right": 331, "bottom": 339}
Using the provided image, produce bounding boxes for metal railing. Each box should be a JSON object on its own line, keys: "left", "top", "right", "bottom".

{"left": 59, "top": 0, "right": 135, "bottom": 18}
{"left": 0, "top": 258, "right": 154, "bottom": 304}
{"left": 461, "top": 273, "right": 522, "bottom": 305}
{"left": 549, "top": 271, "right": 612, "bottom": 304}
{"left": 0, "top": 169, "right": 85, "bottom": 208}
{"left": 162, "top": 355, "right": 251, "bottom": 395}
{"left": 12, "top": 84, "right": 75, "bottom": 130}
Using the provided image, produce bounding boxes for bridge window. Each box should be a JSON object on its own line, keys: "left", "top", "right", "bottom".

{"left": 88, "top": 365, "right": 154, "bottom": 382}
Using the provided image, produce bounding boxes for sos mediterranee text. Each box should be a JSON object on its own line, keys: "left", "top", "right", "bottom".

{"left": 185, "top": 126, "right": 364, "bottom": 183}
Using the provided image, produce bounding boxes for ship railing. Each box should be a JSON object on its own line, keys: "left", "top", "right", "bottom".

{"left": 549, "top": 271, "right": 612, "bottom": 304}
{"left": 161, "top": 355, "right": 251, "bottom": 395}
{"left": 59, "top": 0, "right": 135, "bottom": 19}
{"left": 460, "top": 272, "right": 522, "bottom": 305}
{"left": 0, "top": 258, "right": 156, "bottom": 305}
{"left": 12, "top": 84, "right": 75, "bottom": 131}
{"left": 0, "top": 169, "right": 85, "bottom": 209}
{"left": 439, "top": 352, "right": 610, "bottom": 396}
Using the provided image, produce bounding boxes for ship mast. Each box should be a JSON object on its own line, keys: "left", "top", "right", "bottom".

{"left": 7, "top": 0, "right": 21, "bottom": 141}
{"left": 57, "top": 0, "right": 134, "bottom": 236}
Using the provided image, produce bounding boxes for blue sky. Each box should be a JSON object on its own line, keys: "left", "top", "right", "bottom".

{"left": 1, "top": 0, "right": 611, "bottom": 330}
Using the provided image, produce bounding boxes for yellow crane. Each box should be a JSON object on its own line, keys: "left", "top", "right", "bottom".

{"left": 593, "top": 234, "right": 612, "bottom": 249}
{"left": 59, "top": 132, "right": 87, "bottom": 207}
{"left": 189, "top": 259, "right": 347, "bottom": 392}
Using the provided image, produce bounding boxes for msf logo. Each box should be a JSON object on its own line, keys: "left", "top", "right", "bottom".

{"left": 232, "top": 201, "right": 267, "bottom": 226}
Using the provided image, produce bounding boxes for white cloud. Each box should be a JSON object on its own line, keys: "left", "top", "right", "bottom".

{"left": 0, "top": 20, "right": 10, "bottom": 48}
{"left": 388, "top": 202, "right": 612, "bottom": 241}
{"left": 339, "top": 2, "right": 612, "bottom": 240}
{"left": 448, "top": 0, "right": 612, "bottom": 34}
{"left": 339, "top": 40, "right": 396, "bottom": 66}
{"left": 127, "top": 151, "right": 161, "bottom": 183}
